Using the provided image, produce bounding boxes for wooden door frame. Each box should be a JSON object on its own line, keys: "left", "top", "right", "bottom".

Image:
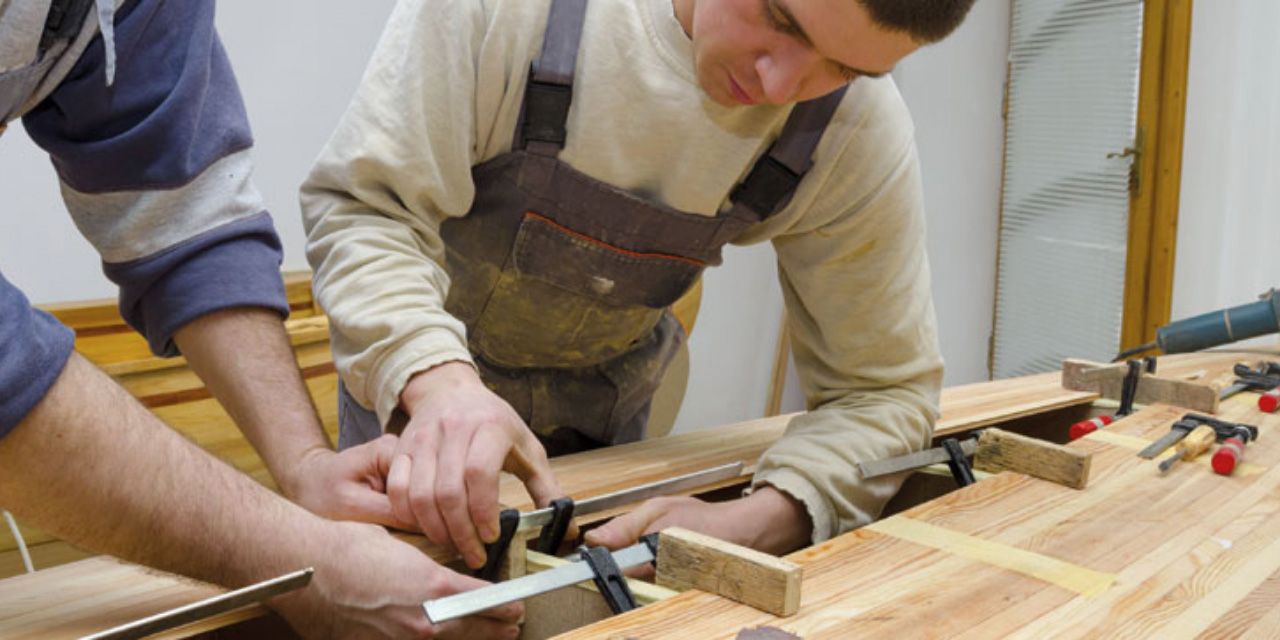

{"left": 1121, "top": 0, "right": 1194, "bottom": 351}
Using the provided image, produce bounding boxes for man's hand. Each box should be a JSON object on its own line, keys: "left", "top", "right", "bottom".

{"left": 272, "top": 522, "right": 521, "bottom": 639}
{"left": 584, "top": 487, "right": 813, "bottom": 564}
{"left": 390, "top": 362, "right": 563, "bottom": 569}
{"left": 281, "top": 434, "right": 414, "bottom": 530}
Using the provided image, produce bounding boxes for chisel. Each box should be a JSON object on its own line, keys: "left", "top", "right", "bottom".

{"left": 1158, "top": 425, "right": 1216, "bottom": 473}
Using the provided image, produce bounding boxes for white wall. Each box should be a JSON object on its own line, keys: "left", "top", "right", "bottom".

{"left": 0, "top": 2, "right": 393, "bottom": 303}
{"left": 0, "top": 1, "right": 1011, "bottom": 432}
{"left": 896, "top": 0, "right": 1011, "bottom": 386}
{"left": 1173, "top": 0, "right": 1280, "bottom": 345}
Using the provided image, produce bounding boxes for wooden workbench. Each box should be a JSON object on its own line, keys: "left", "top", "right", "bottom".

{"left": 0, "top": 349, "right": 1273, "bottom": 638}
{"left": 565, "top": 350, "right": 1280, "bottom": 638}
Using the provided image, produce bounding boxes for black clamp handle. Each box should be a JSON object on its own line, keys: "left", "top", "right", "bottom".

{"left": 1182, "top": 413, "right": 1260, "bottom": 444}
{"left": 1117, "top": 360, "right": 1145, "bottom": 417}
{"left": 536, "top": 497, "right": 576, "bottom": 554}
{"left": 476, "top": 509, "right": 521, "bottom": 582}
{"left": 579, "top": 545, "right": 638, "bottom": 614}
{"left": 942, "top": 438, "right": 976, "bottom": 488}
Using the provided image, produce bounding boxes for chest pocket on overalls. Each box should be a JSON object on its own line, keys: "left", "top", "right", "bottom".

{"left": 467, "top": 209, "right": 703, "bottom": 370}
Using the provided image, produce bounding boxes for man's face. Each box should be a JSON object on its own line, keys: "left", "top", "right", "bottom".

{"left": 673, "top": 0, "right": 921, "bottom": 106}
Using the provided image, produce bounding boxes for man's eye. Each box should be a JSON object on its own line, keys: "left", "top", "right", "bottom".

{"left": 764, "top": 1, "right": 801, "bottom": 36}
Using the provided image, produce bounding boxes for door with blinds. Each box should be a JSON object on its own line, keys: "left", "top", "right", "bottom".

{"left": 992, "top": 0, "right": 1145, "bottom": 377}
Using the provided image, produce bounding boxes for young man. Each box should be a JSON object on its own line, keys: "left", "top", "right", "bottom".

{"left": 1, "top": 1, "right": 515, "bottom": 636}
{"left": 303, "top": 0, "right": 975, "bottom": 567}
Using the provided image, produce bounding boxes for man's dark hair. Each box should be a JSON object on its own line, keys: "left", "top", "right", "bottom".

{"left": 860, "top": 0, "right": 978, "bottom": 44}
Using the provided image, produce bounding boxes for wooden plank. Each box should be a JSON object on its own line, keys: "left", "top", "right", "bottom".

{"left": 1061, "top": 358, "right": 1221, "bottom": 412}
{"left": 656, "top": 527, "right": 802, "bottom": 617}
{"left": 0, "top": 557, "right": 262, "bottom": 639}
{"left": 559, "top": 352, "right": 1280, "bottom": 638}
{"left": 9, "top": 349, "right": 1271, "bottom": 637}
{"left": 974, "top": 428, "right": 1092, "bottom": 489}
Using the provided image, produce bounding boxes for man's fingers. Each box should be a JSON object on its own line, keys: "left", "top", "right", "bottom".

{"left": 463, "top": 430, "right": 508, "bottom": 544}
{"left": 504, "top": 436, "right": 562, "bottom": 510}
{"left": 583, "top": 500, "right": 665, "bottom": 550}
{"left": 370, "top": 433, "right": 401, "bottom": 482}
{"left": 386, "top": 454, "right": 416, "bottom": 528}
{"left": 341, "top": 485, "right": 416, "bottom": 531}
{"left": 436, "top": 425, "right": 486, "bottom": 568}
{"left": 406, "top": 439, "right": 450, "bottom": 547}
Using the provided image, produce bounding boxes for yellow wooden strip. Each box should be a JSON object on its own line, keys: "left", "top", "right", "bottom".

{"left": 1085, "top": 430, "right": 1266, "bottom": 476}
{"left": 1083, "top": 429, "right": 1154, "bottom": 451}
{"left": 866, "top": 517, "right": 1115, "bottom": 598}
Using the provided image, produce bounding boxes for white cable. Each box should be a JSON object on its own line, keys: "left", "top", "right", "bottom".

{"left": 2, "top": 509, "right": 34, "bottom": 574}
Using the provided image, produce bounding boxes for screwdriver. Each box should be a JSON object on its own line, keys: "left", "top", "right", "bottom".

{"left": 1158, "top": 424, "right": 1217, "bottom": 473}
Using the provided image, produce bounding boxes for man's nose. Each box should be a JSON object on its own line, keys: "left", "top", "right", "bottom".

{"left": 755, "top": 43, "right": 819, "bottom": 104}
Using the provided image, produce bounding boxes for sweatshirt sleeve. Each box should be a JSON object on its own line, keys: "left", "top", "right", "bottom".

{"left": 748, "top": 86, "right": 944, "bottom": 543}
{"left": 0, "top": 272, "right": 75, "bottom": 440}
{"left": 301, "top": 0, "right": 543, "bottom": 426}
{"left": 21, "top": 0, "right": 287, "bottom": 359}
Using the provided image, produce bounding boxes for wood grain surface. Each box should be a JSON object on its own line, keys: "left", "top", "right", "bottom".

{"left": 3, "top": 314, "right": 1272, "bottom": 640}
{"left": 560, "top": 351, "right": 1280, "bottom": 638}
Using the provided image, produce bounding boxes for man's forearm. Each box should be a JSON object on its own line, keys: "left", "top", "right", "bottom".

{"left": 0, "top": 353, "right": 336, "bottom": 587}
{"left": 173, "top": 307, "right": 331, "bottom": 498}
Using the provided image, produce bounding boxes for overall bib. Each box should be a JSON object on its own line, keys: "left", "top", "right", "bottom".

{"left": 339, "top": 0, "right": 846, "bottom": 456}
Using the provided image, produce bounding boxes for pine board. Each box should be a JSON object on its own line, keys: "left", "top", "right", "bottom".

{"left": 561, "top": 354, "right": 1280, "bottom": 638}
{"left": 3, "top": 349, "right": 1273, "bottom": 637}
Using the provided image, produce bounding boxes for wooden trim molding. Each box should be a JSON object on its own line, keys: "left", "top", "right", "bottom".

{"left": 1122, "top": 0, "right": 1194, "bottom": 350}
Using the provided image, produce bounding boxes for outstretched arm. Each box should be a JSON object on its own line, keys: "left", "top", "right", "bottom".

{"left": 174, "top": 307, "right": 408, "bottom": 528}
{"left": 0, "top": 352, "right": 519, "bottom": 638}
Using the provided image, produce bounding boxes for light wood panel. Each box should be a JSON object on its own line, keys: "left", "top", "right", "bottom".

{"left": 40, "top": 272, "right": 320, "bottom": 367}
{"left": 562, "top": 354, "right": 1280, "bottom": 637}
{"left": 0, "top": 350, "right": 1191, "bottom": 637}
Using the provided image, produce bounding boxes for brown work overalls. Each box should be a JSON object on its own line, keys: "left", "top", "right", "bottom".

{"left": 339, "top": 0, "right": 846, "bottom": 456}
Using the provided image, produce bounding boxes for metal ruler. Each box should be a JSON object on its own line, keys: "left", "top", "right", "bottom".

{"left": 514, "top": 461, "right": 744, "bottom": 532}
{"left": 858, "top": 439, "right": 978, "bottom": 479}
{"left": 425, "top": 540, "right": 655, "bottom": 623}
{"left": 80, "top": 568, "right": 312, "bottom": 640}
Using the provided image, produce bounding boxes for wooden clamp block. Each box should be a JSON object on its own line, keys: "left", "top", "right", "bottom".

{"left": 974, "top": 428, "right": 1092, "bottom": 490}
{"left": 655, "top": 527, "right": 802, "bottom": 617}
{"left": 1061, "top": 358, "right": 1220, "bottom": 413}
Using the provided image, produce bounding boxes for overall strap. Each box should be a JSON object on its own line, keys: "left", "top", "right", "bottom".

{"left": 517, "top": 0, "right": 588, "bottom": 156}
{"left": 38, "top": 0, "right": 94, "bottom": 56}
{"left": 729, "top": 85, "right": 849, "bottom": 222}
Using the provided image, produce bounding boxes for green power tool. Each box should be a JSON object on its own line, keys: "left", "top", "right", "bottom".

{"left": 1116, "top": 288, "right": 1280, "bottom": 360}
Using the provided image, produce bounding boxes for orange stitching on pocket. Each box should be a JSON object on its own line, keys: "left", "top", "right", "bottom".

{"left": 524, "top": 212, "right": 706, "bottom": 267}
